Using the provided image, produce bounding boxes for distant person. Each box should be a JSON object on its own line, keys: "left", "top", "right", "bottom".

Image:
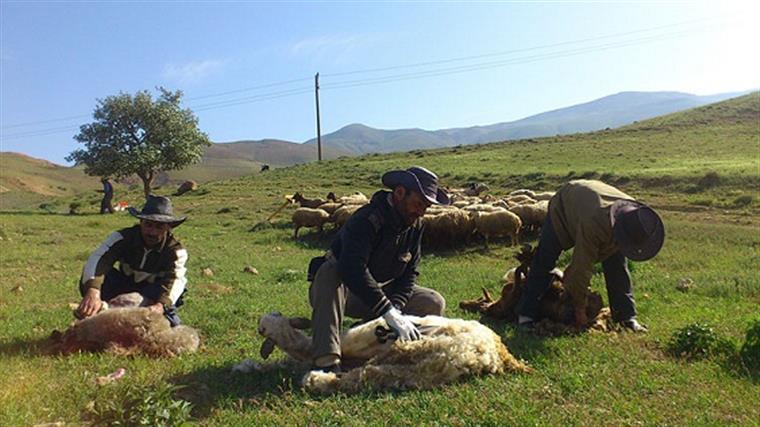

{"left": 76, "top": 195, "right": 189, "bottom": 327}
{"left": 99, "top": 177, "right": 114, "bottom": 214}
{"left": 516, "top": 180, "right": 665, "bottom": 332}
{"left": 308, "top": 166, "right": 450, "bottom": 372}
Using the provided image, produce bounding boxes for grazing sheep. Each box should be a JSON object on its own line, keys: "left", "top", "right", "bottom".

{"left": 257, "top": 312, "right": 529, "bottom": 394}
{"left": 422, "top": 208, "right": 475, "bottom": 248}
{"left": 292, "top": 207, "right": 330, "bottom": 238}
{"left": 533, "top": 191, "right": 555, "bottom": 201}
{"left": 292, "top": 192, "right": 327, "bottom": 209}
{"left": 260, "top": 164, "right": 270, "bottom": 172}
{"left": 462, "top": 204, "right": 507, "bottom": 213}
{"left": 508, "top": 201, "right": 548, "bottom": 232}
{"left": 508, "top": 189, "right": 535, "bottom": 198}
{"left": 471, "top": 210, "right": 522, "bottom": 247}
{"left": 329, "top": 205, "right": 361, "bottom": 229}
{"left": 50, "top": 307, "right": 199, "bottom": 357}
{"left": 505, "top": 194, "right": 537, "bottom": 205}
{"left": 464, "top": 182, "right": 490, "bottom": 197}
{"left": 315, "top": 202, "right": 344, "bottom": 215}
{"left": 338, "top": 192, "right": 369, "bottom": 205}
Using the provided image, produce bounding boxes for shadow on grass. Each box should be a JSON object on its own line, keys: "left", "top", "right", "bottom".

{"left": 477, "top": 316, "right": 553, "bottom": 363}
{"left": 170, "top": 362, "right": 305, "bottom": 419}
{"left": 0, "top": 335, "right": 55, "bottom": 357}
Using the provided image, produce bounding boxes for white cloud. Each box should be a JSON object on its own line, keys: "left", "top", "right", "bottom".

{"left": 162, "top": 59, "right": 226, "bottom": 85}
{"left": 289, "top": 33, "right": 385, "bottom": 58}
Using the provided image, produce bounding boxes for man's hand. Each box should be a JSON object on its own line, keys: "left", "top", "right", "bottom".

{"left": 147, "top": 303, "right": 164, "bottom": 314}
{"left": 382, "top": 307, "right": 421, "bottom": 341}
{"left": 77, "top": 288, "right": 103, "bottom": 319}
{"left": 574, "top": 306, "right": 589, "bottom": 328}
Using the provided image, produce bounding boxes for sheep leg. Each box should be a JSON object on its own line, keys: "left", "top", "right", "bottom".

{"left": 294, "top": 227, "right": 299, "bottom": 239}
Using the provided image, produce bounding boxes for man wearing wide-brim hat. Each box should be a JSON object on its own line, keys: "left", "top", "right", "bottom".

{"left": 308, "top": 166, "right": 450, "bottom": 372}
{"left": 75, "top": 195, "right": 189, "bottom": 327}
{"left": 516, "top": 180, "right": 665, "bottom": 332}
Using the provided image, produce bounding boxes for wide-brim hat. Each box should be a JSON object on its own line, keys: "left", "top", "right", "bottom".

{"left": 610, "top": 200, "right": 664, "bottom": 261}
{"left": 129, "top": 195, "right": 186, "bottom": 227}
{"left": 381, "top": 166, "right": 450, "bottom": 205}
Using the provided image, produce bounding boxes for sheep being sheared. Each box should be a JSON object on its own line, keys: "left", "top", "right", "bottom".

{"left": 257, "top": 312, "right": 529, "bottom": 394}
{"left": 460, "top": 245, "right": 603, "bottom": 328}
{"left": 50, "top": 307, "right": 200, "bottom": 357}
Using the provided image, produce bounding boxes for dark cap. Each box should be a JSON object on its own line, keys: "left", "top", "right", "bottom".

{"left": 610, "top": 200, "right": 664, "bottom": 261}
{"left": 128, "top": 195, "right": 186, "bottom": 227}
{"left": 381, "top": 166, "right": 450, "bottom": 205}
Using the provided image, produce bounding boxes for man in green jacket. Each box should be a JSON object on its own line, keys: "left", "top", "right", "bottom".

{"left": 516, "top": 180, "right": 665, "bottom": 332}
{"left": 76, "top": 195, "right": 188, "bottom": 326}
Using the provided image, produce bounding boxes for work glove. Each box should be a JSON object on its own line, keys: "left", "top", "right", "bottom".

{"left": 382, "top": 307, "right": 421, "bottom": 341}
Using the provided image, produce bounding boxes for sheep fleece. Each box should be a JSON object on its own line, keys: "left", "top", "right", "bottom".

{"left": 302, "top": 315, "right": 529, "bottom": 394}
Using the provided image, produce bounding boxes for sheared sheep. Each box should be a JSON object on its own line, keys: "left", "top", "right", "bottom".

{"left": 257, "top": 312, "right": 529, "bottom": 394}
{"left": 509, "top": 201, "right": 548, "bottom": 232}
{"left": 422, "top": 208, "right": 475, "bottom": 248}
{"left": 292, "top": 192, "right": 327, "bottom": 209}
{"left": 329, "top": 205, "right": 361, "bottom": 229}
{"left": 471, "top": 210, "right": 522, "bottom": 247}
{"left": 49, "top": 307, "right": 199, "bottom": 357}
{"left": 292, "top": 207, "right": 330, "bottom": 238}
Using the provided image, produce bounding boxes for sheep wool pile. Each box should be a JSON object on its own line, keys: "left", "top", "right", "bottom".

{"left": 257, "top": 313, "right": 529, "bottom": 394}
{"left": 50, "top": 307, "right": 200, "bottom": 357}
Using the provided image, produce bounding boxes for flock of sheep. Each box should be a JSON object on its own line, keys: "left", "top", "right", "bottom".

{"left": 289, "top": 184, "right": 555, "bottom": 248}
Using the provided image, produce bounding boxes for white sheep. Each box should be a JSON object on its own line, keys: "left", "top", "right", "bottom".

{"left": 462, "top": 203, "right": 507, "bottom": 213}
{"left": 315, "top": 202, "right": 344, "bottom": 215}
{"left": 532, "top": 191, "right": 555, "bottom": 201}
{"left": 338, "top": 192, "right": 369, "bottom": 205}
{"left": 329, "top": 205, "right": 361, "bottom": 229}
{"left": 508, "top": 189, "right": 535, "bottom": 198}
{"left": 422, "top": 208, "right": 475, "bottom": 248}
{"left": 505, "top": 194, "right": 537, "bottom": 205}
{"left": 292, "top": 207, "right": 330, "bottom": 238}
{"left": 508, "top": 201, "right": 548, "bottom": 232}
{"left": 471, "top": 210, "right": 522, "bottom": 247}
{"left": 50, "top": 307, "right": 199, "bottom": 357}
{"left": 256, "top": 312, "right": 529, "bottom": 394}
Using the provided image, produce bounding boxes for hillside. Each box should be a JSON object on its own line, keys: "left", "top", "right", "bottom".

{"left": 304, "top": 90, "right": 751, "bottom": 153}
{"left": 1, "top": 91, "right": 757, "bottom": 425}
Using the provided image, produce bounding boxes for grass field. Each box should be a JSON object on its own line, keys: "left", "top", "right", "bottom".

{"left": 0, "top": 93, "right": 758, "bottom": 425}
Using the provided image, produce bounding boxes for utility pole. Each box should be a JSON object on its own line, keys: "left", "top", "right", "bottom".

{"left": 314, "top": 72, "right": 322, "bottom": 162}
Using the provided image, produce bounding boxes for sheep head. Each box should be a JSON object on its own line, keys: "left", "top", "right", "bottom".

{"left": 258, "top": 312, "right": 314, "bottom": 362}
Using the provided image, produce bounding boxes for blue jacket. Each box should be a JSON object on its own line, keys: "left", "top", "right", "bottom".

{"left": 329, "top": 190, "right": 423, "bottom": 318}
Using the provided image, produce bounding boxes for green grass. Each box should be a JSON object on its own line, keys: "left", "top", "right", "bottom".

{"left": 1, "top": 93, "right": 758, "bottom": 425}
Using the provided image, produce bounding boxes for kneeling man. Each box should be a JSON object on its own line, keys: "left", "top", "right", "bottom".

{"left": 309, "top": 166, "right": 449, "bottom": 372}
{"left": 76, "top": 195, "right": 188, "bottom": 326}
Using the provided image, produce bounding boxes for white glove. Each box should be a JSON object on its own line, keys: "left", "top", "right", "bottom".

{"left": 382, "top": 307, "right": 421, "bottom": 341}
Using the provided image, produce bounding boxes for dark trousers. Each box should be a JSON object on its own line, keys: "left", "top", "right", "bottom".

{"left": 515, "top": 216, "right": 636, "bottom": 322}
{"left": 79, "top": 268, "right": 183, "bottom": 326}
{"left": 100, "top": 195, "right": 114, "bottom": 214}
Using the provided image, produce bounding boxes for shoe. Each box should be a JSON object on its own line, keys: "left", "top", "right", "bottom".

{"left": 621, "top": 318, "right": 648, "bottom": 333}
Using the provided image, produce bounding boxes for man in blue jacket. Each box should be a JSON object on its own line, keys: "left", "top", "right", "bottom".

{"left": 309, "top": 166, "right": 449, "bottom": 372}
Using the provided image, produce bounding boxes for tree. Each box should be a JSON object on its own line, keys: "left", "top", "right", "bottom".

{"left": 67, "top": 88, "right": 211, "bottom": 198}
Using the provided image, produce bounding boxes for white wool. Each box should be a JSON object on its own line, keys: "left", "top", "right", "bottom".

{"left": 258, "top": 313, "right": 529, "bottom": 394}
{"left": 471, "top": 210, "right": 522, "bottom": 246}
{"left": 291, "top": 207, "right": 330, "bottom": 238}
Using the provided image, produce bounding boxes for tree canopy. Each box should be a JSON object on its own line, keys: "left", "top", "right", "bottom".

{"left": 67, "top": 88, "right": 211, "bottom": 197}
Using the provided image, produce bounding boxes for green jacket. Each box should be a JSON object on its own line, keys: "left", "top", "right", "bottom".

{"left": 80, "top": 225, "right": 188, "bottom": 306}
{"left": 549, "top": 180, "right": 634, "bottom": 309}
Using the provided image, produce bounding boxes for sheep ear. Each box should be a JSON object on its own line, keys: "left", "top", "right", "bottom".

{"left": 260, "top": 338, "right": 276, "bottom": 360}
{"left": 289, "top": 317, "right": 312, "bottom": 330}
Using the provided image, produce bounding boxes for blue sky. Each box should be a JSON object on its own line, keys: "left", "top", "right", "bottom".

{"left": 1, "top": 1, "right": 758, "bottom": 165}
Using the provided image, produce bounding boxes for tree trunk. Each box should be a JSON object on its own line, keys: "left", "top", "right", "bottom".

{"left": 137, "top": 171, "right": 154, "bottom": 199}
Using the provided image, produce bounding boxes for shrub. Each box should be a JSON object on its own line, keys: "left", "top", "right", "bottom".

{"left": 87, "top": 382, "right": 193, "bottom": 426}
{"left": 740, "top": 319, "right": 760, "bottom": 376}
{"left": 697, "top": 171, "right": 720, "bottom": 190}
{"left": 667, "top": 323, "right": 735, "bottom": 360}
{"left": 733, "top": 195, "right": 753, "bottom": 207}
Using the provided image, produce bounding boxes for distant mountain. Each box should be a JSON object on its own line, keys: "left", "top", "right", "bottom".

{"left": 206, "top": 138, "right": 349, "bottom": 166}
{"left": 304, "top": 90, "right": 753, "bottom": 153}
